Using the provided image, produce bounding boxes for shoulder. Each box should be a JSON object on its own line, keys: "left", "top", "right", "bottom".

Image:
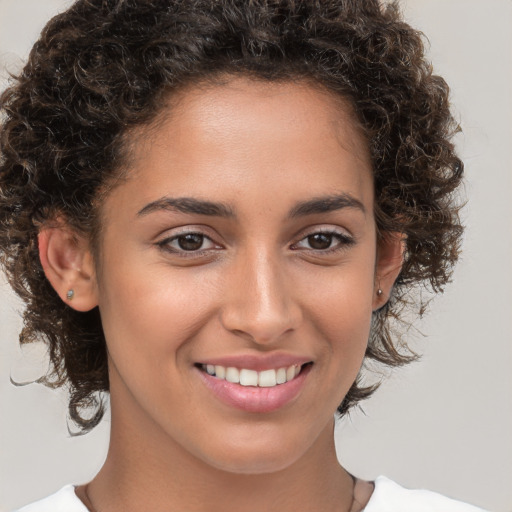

{"left": 12, "top": 485, "right": 89, "bottom": 512}
{"left": 364, "top": 476, "right": 488, "bottom": 512}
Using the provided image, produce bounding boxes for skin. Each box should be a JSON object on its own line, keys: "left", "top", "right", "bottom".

{"left": 40, "top": 77, "right": 402, "bottom": 512}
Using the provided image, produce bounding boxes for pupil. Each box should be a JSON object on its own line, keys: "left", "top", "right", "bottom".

{"left": 308, "top": 233, "right": 332, "bottom": 250}
{"left": 178, "top": 234, "right": 204, "bottom": 251}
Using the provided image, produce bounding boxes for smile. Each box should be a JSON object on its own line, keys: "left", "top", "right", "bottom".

{"left": 199, "top": 363, "right": 302, "bottom": 388}
{"left": 196, "top": 361, "right": 313, "bottom": 413}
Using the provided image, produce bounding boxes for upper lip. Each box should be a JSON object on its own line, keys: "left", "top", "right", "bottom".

{"left": 196, "top": 353, "right": 313, "bottom": 372}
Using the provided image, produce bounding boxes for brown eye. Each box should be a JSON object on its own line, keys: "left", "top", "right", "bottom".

{"left": 177, "top": 233, "right": 205, "bottom": 251}
{"left": 293, "top": 230, "right": 354, "bottom": 253}
{"left": 157, "top": 231, "right": 220, "bottom": 256}
{"left": 307, "top": 233, "right": 334, "bottom": 250}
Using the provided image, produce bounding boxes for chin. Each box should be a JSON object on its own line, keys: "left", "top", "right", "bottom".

{"left": 193, "top": 426, "right": 317, "bottom": 476}
{"left": 206, "top": 448, "right": 303, "bottom": 476}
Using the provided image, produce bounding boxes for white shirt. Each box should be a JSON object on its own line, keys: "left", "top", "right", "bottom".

{"left": 14, "top": 476, "right": 487, "bottom": 511}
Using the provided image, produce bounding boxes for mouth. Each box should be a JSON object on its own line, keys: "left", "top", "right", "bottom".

{"left": 197, "top": 362, "right": 311, "bottom": 388}
{"left": 195, "top": 361, "right": 313, "bottom": 413}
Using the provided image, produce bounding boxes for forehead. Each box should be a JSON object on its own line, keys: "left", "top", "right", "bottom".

{"left": 139, "top": 77, "right": 370, "bottom": 163}
{"left": 114, "top": 77, "right": 373, "bottom": 217}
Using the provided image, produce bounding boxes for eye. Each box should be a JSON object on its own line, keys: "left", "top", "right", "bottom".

{"left": 304, "top": 233, "right": 335, "bottom": 250}
{"left": 157, "top": 232, "right": 219, "bottom": 253}
{"left": 174, "top": 233, "right": 208, "bottom": 251}
{"left": 293, "top": 230, "right": 354, "bottom": 252}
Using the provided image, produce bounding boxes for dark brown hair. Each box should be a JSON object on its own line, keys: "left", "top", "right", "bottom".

{"left": 0, "top": 0, "right": 463, "bottom": 432}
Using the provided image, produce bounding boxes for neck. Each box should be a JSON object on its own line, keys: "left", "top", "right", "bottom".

{"left": 84, "top": 403, "right": 354, "bottom": 512}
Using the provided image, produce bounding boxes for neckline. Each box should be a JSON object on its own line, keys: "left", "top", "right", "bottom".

{"left": 74, "top": 478, "right": 376, "bottom": 512}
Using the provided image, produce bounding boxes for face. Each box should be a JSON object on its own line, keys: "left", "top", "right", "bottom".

{"left": 93, "top": 77, "right": 381, "bottom": 474}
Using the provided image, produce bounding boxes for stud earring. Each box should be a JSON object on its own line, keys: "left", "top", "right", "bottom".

{"left": 66, "top": 289, "right": 75, "bottom": 300}
{"left": 376, "top": 288, "right": 383, "bottom": 297}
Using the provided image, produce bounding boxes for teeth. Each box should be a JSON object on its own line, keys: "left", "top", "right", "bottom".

{"left": 258, "top": 369, "right": 277, "bottom": 387}
{"left": 201, "top": 363, "right": 304, "bottom": 387}
{"left": 225, "top": 367, "right": 240, "bottom": 383}
{"left": 239, "top": 369, "right": 258, "bottom": 386}
{"left": 215, "top": 365, "right": 226, "bottom": 379}
{"left": 276, "top": 367, "right": 287, "bottom": 384}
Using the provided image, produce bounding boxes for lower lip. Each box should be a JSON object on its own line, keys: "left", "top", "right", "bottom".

{"left": 197, "top": 365, "right": 311, "bottom": 413}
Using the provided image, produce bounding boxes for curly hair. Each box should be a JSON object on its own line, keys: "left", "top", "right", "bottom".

{"left": 0, "top": 0, "right": 463, "bottom": 432}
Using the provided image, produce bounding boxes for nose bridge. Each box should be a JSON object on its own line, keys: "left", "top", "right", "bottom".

{"left": 220, "top": 244, "right": 300, "bottom": 343}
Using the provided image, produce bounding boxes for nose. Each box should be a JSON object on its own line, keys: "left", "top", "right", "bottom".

{"left": 220, "top": 247, "right": 302, "bottom": 345}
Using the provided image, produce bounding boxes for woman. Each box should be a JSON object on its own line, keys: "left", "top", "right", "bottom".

{"left": 0, "top": 1, "right": 488, "bottom": 510}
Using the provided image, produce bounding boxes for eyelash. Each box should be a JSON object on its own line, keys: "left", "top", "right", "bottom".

{"left": 291, "top": 229, "right": 355, "bottom": 253}
{"left": 156, "top": 229, "right": 355, "bottom": 257}
{"left": 156, "top": 231, "right": 221, "bottom": 257}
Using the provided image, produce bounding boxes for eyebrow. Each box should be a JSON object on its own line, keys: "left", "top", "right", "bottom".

{"left": 288, "top": 193, "right": 366, "bottom": 218}
{"left": 137, "top": 197, "right": 235, "bottom": 218}
{"left": 137, "top": 193, "right": 365, "bottom": 219}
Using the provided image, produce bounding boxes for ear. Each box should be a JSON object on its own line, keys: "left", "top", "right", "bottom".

{"left": 38, "top": 223, "right": 98, "bottom": 312}
{"left": 372, "top": 232, "right": 405, "bottom": 311}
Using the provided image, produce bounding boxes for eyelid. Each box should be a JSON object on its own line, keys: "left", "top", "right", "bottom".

{"left": 291, "top": 226, "right": 355, "bottom": 252}
{"left": 154, "top": 224, "right": 354, "bottom": 255}
{"left": 155, "top": 226, "right": 224, "bottom": 255}
{"left": 294, "top": 224, "right": 353, "bottom": 240}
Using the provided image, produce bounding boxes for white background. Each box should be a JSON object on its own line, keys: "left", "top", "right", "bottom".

{"left": 1, "top": 1, "right": 511, "bottom": 510}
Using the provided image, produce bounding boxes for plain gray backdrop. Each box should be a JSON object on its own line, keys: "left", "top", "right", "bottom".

{"left": 1, "top": 1, "right": 511, "bottom": 511}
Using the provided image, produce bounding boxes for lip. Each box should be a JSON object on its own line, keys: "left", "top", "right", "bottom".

{"left": 197, "top": 353, "right": 312, "bottom": 372}
{"left": 197, "top": 362, "right": 312, "bottom": 413}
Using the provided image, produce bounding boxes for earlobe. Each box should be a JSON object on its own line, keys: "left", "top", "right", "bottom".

{"left": 372, "top": 232, "right": 405, "bottom": 311}
{"left": 38, "top": 224, "right": 98, "bottom": 312}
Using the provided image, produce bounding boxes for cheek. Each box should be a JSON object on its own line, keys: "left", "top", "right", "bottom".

{"left": 97, "top": 258, "right": 221, "bottom": 370}
{"left": 299, "top": 256, "right": 376, "bottom": 372}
